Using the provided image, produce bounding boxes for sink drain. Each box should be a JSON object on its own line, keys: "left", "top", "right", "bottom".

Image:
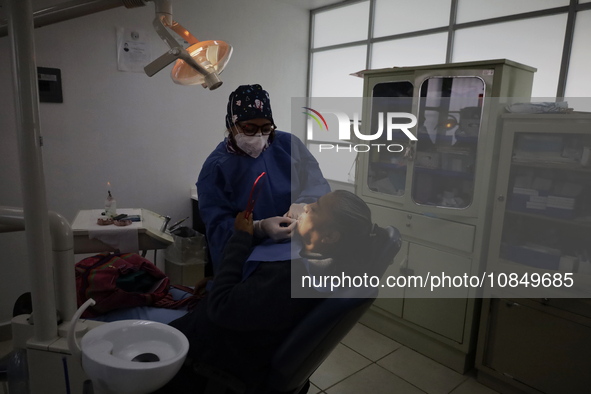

{"left": 131, "top": 353, "right": 160, "bottom": 362}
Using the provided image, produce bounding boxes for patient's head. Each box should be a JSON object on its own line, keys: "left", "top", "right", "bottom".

{"left": 296, "top": 190, "right": 373, "bottom": 255}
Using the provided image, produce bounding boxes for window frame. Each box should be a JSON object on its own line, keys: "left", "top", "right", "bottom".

{"left": 306, "top": 0, "right": 591, "bottom": 183}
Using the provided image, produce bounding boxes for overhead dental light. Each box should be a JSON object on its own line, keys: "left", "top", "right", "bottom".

{"left": 0, "top": 1, "right": 232, "bottom": 89}
{"left": 143, "top": 0, "right": 232, "bottom": 90}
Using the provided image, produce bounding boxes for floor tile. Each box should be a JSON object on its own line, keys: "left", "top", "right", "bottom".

{"left": 341, "top": 323, "right": 402, "bottom": 361}
{"left": 464, "top": 368, "right": 478, "bottom": 379}
{"left": 377, "top": 347, "right": 467, "bottom": 394}
{"left": 309, "top": 382, "right": 322, "bottom": 394}
{"left": 310, "top": 343, "right": 372, "bottom": 390}
{"left": 326, "top": 364, "right": 425, "bottom": 394}
{"left": 449, "top": 378, "right": 500, "bottom": 394}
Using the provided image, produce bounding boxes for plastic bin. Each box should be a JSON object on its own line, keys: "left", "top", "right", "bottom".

{"left": 164, "top": 227, "right": 207, "bottom": 286}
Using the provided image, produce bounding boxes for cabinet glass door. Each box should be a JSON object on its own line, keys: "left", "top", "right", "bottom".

{"left": 366, "top": 81, "right": 414, "bottom": 196}
{"left": 412, "top": 77, "right": 485, "bottom": 209}
{"left": 499, "top": 131, "right": 591, "bottom": 273}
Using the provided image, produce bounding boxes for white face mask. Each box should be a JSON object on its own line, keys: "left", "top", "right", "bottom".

{"left": 234, "top": 133, "right": 269, "bottom": 158}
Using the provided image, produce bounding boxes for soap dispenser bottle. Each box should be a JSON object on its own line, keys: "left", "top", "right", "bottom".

{"left": 105, "top": 191, "right": 117, "bottom": 217}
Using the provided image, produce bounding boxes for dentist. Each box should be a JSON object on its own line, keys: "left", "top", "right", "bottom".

{"left": 197, "top": 84, "right": 330, "bottom": 274}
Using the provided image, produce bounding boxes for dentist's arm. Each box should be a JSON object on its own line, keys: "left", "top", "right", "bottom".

{"left": 207, "top": 212, "right": 294, "bottom": 331}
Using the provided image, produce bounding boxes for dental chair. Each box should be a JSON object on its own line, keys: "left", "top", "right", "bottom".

{"left": 196, "top": 225, "right": 402, "bottom": 394}
{"left": 1, "top": 227, "right": 401, "bottom": 394}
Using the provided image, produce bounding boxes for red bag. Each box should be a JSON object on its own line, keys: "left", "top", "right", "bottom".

{"left": 75, "top": 252, "right": 191, "bottom": 318}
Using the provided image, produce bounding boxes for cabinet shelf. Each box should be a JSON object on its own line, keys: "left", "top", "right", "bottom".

{"left": 414, "top": 166, "right": 474, "bottom": 179}
{"left": 369, "top": 163, "right": 476, "bottom": 179}
{"left": 379, "top": 133, "right": 479, "bottom": 145}
{"left": 417, "top": 133, "right": 479, "bottom": 145}
{"left": 505, "top": 209, "right": 591, "bottom": 230}
{"left": 371, "top": 162, "right": 407, "bottom": 170}
{"left": 511, "top": 160, "right": 591, "bottom": 173}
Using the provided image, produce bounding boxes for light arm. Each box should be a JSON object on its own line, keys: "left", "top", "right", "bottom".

{"left": 145, "top": 14, "right": 223, "bottom": 89}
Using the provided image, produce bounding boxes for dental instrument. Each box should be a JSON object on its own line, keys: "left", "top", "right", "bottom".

{"left": 160, "top": 215, "right": 172, "bottom": 233}
{"left": 168, "top": 216, "right": 189, "bottom": 233}
{"left": 245, "top": 172, "right": 267, "bottom": 218}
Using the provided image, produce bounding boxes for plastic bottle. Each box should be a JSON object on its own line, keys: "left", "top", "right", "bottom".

{"left": 7, "top": 348, "right": 30, "bottom": 394}
{"left": 105, "top": 190, "right": 117, "bottom": 217}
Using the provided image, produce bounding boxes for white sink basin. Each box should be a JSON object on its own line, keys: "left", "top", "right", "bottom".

{"left": 74, "top": 319, "right": 189, "bottom": 394}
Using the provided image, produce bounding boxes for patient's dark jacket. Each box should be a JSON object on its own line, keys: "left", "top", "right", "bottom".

{"left": 166, "top": 231, "right": 321, "bottom": 392}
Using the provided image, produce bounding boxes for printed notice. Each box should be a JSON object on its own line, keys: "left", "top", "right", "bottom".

{"left": 117, "top": 27, "right": 151, "bottom": 73}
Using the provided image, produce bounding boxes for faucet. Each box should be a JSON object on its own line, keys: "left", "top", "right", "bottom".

{"left": 160, "top": 215, "right": 171, "bottom": 232}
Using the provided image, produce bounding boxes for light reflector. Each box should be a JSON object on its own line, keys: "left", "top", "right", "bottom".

{"left": 171, "top": 40, "right": 232, "bottom": 86}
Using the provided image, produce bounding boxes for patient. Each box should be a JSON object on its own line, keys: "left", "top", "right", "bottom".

{"left": 155, "top": 190, "right": 387, "bottom": 394}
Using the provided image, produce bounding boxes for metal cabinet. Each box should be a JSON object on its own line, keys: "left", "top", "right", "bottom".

{"left": 373, "top": 239, "right": 471, "bottom": 344}
{"left": 478, "top": 298, "right": 591, "bottom": 394}
{"left": 356, "top": 60, "right": 536, "bottom": 373}
{"left": 476, "top": 113, "right": 591, "bottom": 393}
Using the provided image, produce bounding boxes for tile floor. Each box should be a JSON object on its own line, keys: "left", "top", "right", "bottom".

{"left": 0, "top": 323, "right": 499, "bottom": 394}
{"left": 309, "top": 323, "right": 499, "bottom": 394}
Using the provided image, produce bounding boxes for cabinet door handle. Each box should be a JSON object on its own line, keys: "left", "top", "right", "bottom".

{"left": 400, "top": 267, "right": 415, "bottom": 276}
{"left": 399, "top": 257, "right": 408, "bottom": 269}
{"left": 399, "top": 257, "right": 414, "bottom": 276}
{"left": 506, "top": 302, "right": 520, "bottom": 308}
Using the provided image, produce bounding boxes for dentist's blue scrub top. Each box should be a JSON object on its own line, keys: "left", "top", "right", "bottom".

{"left": 197, "top": 130, "right": 330, "bottom": 273}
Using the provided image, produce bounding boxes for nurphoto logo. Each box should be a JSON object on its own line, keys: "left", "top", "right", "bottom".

{"left": 304, "top": 107, "right": 417, "bottom": 153}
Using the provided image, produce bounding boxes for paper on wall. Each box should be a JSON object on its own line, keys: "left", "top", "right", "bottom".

{"left": 116, "top": 27, "right": 151, "bottom": 73}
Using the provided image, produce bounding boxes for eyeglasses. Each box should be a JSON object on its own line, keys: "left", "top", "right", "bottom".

{"left": 238, "top": 122, "right": 276, "bottom": 136}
